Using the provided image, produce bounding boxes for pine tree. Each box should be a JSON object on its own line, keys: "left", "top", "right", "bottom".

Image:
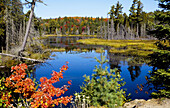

{"left": 129, "top": 0, "right": 143, "bottom": 38}
{"left": 157, "top": 0, "right": 170, "bottom": 10}
{"left": 78, "top": 54, "right": 126, "bottom": 108}
{"left": 148, "top": 0, "right": 170, "bottom": 98}
{"left": 108, "top": 1, "right": 123, "bottom": 39}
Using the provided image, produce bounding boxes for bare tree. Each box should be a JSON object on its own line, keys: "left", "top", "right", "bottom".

{"left": 136, "top": 23, "right": 139, "bottom": 38}
{"left": 103, "top": 22, "right": 106, "bottom": 39}
{"left": 100, "top": 22, "right": 103, "bottom": 38}
{"left": 107, "top": 19, "right": 110, "bottom": 40}
{"left": 19, "top": 0, "right": 46, "bottom": 55}
{"left": 5, "top": 7, "right": 9, "bottom": 53}
{"left": 110, "top": 19, "right": 115, "bottom": 40}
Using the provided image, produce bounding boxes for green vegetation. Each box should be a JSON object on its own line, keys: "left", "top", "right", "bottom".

{"left": 0, "top": 0, "right": 169, "bottom": 106}
{"left": 77, "top": 38, "right": 157, "bottom": 56}
{"left": 146, "top": 0, "right": 170, "bottom": 99}
{"left": 75, "top": 54, "right": 126, "bottom": 108}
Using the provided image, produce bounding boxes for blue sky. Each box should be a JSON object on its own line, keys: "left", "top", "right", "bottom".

{"left": 21, "top": 0, "right": 159, "bottom": 19}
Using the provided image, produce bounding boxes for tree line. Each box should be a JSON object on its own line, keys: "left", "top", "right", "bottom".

{"left": 0, "top": 0, "right": 169, "bottom": 53}
{"left": 43, "top": 0, "right": 159, "bottom": 40}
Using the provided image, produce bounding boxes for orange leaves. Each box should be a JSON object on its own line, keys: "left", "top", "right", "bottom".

{"left": 2, "top": 62, "right": 72, "bottom": 107}
{"left": 31, "top": 62, "right": 72, "bottom": 107}
{"left": 40, "top": 77, "right": 47, "bottom": 83}
{"left": 136, "top": 83, "right": 149, "bottom": 95}
{"left": 68, "top": 80, "right": 72, "bottom": 85}
{"left": 5, "top": 63, "right": 36, "bottom": 99}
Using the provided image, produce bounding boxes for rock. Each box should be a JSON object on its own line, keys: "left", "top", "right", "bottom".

{"left": 123, "top": 98, "right": 170, "bottom": 108}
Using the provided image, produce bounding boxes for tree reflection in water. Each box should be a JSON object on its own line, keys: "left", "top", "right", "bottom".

{"left": 128, "top": 66, "right": 141, "bottom": 81}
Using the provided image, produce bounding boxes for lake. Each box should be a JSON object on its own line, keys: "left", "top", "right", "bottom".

{"left": 33, "top": 36, "right": 153, "bottom": 100}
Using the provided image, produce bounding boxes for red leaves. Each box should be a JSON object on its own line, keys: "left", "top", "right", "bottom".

{"left": 2, "top": 62, "right": 72, "bottom": 107}
{"left": 136, "top": 84, "right": 149, "bottom": 95}
{"left": 68, "top": 80, "right": 72, "bottom": 85}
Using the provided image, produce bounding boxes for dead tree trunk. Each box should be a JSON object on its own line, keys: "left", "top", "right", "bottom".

{"left": 117, "top": 23, "right": 120, "bottom": 39}
{"left": 20, "top": 0, "right": 36, "bottom": 53}
{"left": 130, "top": 23, "right": 134, "bottom": 40}
{"left": 19, "top": 22, "right": 23, "bottom": 45}
{"left": 107, "top": 19, "right": 110, "bottom": 40}
{"left": 5, "top": 7, "right": 9, "bottom": 53}
{"left": 87, "top": 25, "right": 90, "bottom": 35}
{"left": 143, "top": 23, "right": 146, "bottom": 37}
{"left": 100, "top": 22, "right": 103, "bottom": 38}
{"left": 104, "top": 22, "right": 106, "bottom": 39}
{"left": 0, "top": 53, "right": 44, "bottom": 63}
{"left": 111, "top": 19, "right": 114, "bottom": 40}
{"left": 136, "top": 23, "right": 139, "bottom": 39}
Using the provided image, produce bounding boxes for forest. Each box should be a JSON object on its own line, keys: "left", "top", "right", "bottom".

{"left": 0, "top": 0, "right": 170, "bottom": 108}
{"left": 0, "top": 0, "right": 169, "bottom": 53}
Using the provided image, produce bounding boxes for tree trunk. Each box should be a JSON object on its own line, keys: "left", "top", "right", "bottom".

{"left": 100, "top": 22, "right": 103, "bottom": 38}
{"left": 0, "top": 53, "right": 44, "bottom": 63}
{"left": 104, "top": 22, "right": 106, "bottom": 39}
{"left": 107, "top": 19, "right": 110, "bottom": 40}
{"left": 19, "top": 22, "right": 23, "bottom": 45}
{"left": 5, "top": 7, "right": 9, "bottom": 53}
{"left": 111, "top": 19, "right": 114, "bottom": 40}
{"left": 143, "top": 23, "right": 146, "bottom": 37}
{"left": 117, "top": 23, "right": 120, "bottom": 38}
{"left": 140, "top": 24, "right": 143, "bottom": 37}
{"left": 136, "top": 23, "right": 139, "bottom": 39}
{"left": 130, "top": 23, "right": 133, "bottom": 39}
{"left": 20, "top": 0, "right": 35, "bottom": 52}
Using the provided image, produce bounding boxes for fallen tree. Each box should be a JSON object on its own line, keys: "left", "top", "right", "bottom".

{"left": 0, "top": 53, "right": 44, "bottom": 63}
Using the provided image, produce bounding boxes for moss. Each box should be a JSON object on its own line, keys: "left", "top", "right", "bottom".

{"left": 51, "top": 48, "right": 66, "bottom": 52}
{"left": 26, "top": 51, "right": 51, "bottom": 60}
{"left": 72, "top": 48, "right": 81, "bottom": 52}
{"left": 77, "top": 38, "right": 157, "bottom": 57}
{"left": 95, "top": 48, "right": 105, "bottom": 53}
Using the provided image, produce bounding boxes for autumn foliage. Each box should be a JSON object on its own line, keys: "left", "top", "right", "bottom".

{"left": 1, "top": 62, "right": 72, "bottom": 108}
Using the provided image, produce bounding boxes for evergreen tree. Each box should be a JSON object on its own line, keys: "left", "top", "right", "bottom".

{"left": 129, "top": 0, "right": 138, "bottom": 23}
{"left": 148, "top": 0, "right": 170, "bottom": 98}
{"left": 157, "top": 0, "right": 170, "bottom": 10}
{"left": 77, "top": 54, "right": 126, "bottom": 108}
{"left": 108, "top": 1, "right": 123, "bottom": 20}
{"left": 129, "top": 0, "right": 143, "bottom": 37}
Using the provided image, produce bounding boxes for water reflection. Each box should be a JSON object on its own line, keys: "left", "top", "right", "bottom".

{"left": 42, "top": 36, "right": 152, "bottom": 99}
{"left": 0, "top": 36, "right": 153, "bottom": 101}
{"left": 128, "top": 66, "right": 141, "bottom": 81}
{"left": 45, "top": 36, "right": 104, "bottom": 50}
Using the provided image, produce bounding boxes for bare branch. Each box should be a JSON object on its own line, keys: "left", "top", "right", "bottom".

{"left": 37, "top": 0, "right": 47, "bottom": 6}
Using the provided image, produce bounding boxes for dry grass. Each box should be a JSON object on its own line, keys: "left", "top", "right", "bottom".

{"left": 45, "top": 34, "right": 97, "bottom": 37}
{"left": 77, "top": 38, "right": 158, "bottom": 56}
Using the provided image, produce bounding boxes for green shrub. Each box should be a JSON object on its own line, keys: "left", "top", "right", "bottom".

{"left": 76, "top": 54, "right": 126, "bottom": 108}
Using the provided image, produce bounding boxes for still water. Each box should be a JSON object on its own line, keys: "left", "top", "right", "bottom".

{"left": 33, "top": 36, "right": 153, "bottom": 100}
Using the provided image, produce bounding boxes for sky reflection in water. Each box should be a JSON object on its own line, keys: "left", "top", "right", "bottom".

{"left": 34, "top": 50, "right": 152, "bottom": 100}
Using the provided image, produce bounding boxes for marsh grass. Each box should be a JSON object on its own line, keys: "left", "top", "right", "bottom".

{"left": 45, "top": 34, "right": 97, "bottom": 37}
{"left": 77, "top": 38, "right": 158, "bottom": 56}
{"left": 50, "top": 48, "right": 92, "bottom": 52}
